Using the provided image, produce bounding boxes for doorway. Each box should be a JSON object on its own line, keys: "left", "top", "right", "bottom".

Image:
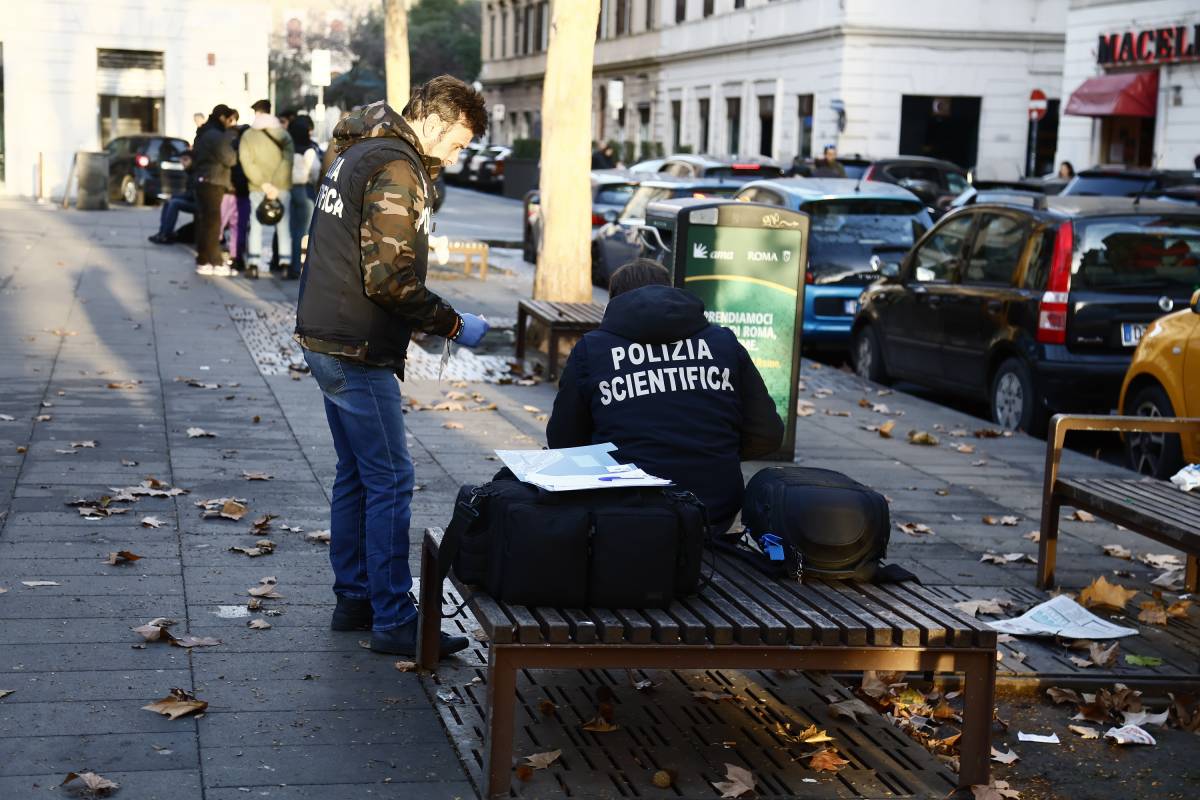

{"left": 899, "top": 95, "right": 981, "bottom": 168}
{"left": 757, "top": 95, "right": 774, "bottom": 158}
{"left": 1100, "top": 115, "right": 1154, "bottom": 167}
{"left": 98, "top": 95, "right": 161, "bottom": 144}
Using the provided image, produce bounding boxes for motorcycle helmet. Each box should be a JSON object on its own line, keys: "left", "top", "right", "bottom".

{"left": 256, "top": 197, "right": 285, "bottom": 226}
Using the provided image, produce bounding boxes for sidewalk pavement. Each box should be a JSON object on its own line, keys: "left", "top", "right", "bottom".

{"left": 1, "top": 200, "right": 1196, "bottom": 799}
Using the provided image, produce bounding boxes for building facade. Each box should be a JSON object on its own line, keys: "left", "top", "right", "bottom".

{"left": 479, "top": 0, "right": 1067, "bottom": 177}
{"left": 0, "top": 0, "right": 272, "bottom": 198}
{"left": 1056, "top": 0, "right": 1200, "bottom": 171}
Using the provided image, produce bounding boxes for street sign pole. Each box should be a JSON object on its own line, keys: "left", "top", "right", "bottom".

{"left": 1026, "top": 89, "right": 1047, "bottom": 178}
{"left": 1027, "top": 113, "right": 1039, "bottom": 177}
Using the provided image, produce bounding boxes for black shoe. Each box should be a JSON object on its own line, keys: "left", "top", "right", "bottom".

{"left": 281, "top": 271, "right": 299, "bottom": 281}
{"left": 148, "top": 233, "right": 173, "bottom": 244}
{"left": 244, "top": 265, "right": 259, "bottom": 280}
{"left": 369, "top": 618, "right": 470, "bottom": 659}
{"left": 330, "top": 597, "right": 373, "bottom": 631}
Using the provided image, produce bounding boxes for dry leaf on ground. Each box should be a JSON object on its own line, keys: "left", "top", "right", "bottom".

{"left": 247, "top": 619, "right": 272, "bottom": 630}
{"left": 241, "top": 471, "right": 273, "bottom": 481}
{"left": 61, "top": 771, "right": 120, "bottom": 795}
{"left": 971, "top": 780, "right": 1022, "bottom": 799}
{"left": 443, "top": 421, "right": 464, "bottom": 430}
{"left": 142, "top": 687, "right": 208, "bottom": 720}
{"left": 0, "top": 689, "right": 13, "bottom": 699}
{"left": 1068, "top": 724, "right": 1100, "bottom": 739}
{"left": 1078, "top": 575, "right": 1137, "bottom": 611}
{"left": 1141, "top": 553, "right": 1183, "bottom": 570}
{"left": 394, "top": 660, "right": 416, "bottom": 672}
{"left": 990, "top": 746, "right": 1019, "bottom": 764}
{"left": 980, "top": 553, "right": 1034, "bottom": 565}
{"left": 21, "top": 580, "right": 60, "bottom": 587}
{"left": 860, "top": 670, "right": 904, "bottom": 700}
{"left": 953, "top": 598, "right": 1010, "bottom": 617}
{"left": 581, "top": 716, "right": 619, "bottom": 733}
{"left": 1070, "top": 509, "right": 1096, "bottom": 522}
{"left": 1167, "top": 599, "right": 1192, "bottom": 618}
{"left": 896, "top": 521, "right": 934, "bottom": 536}
{"left": 185, "top": 427, "right": 216, "bottom": 438}
{"left": 105, "top": 550, "right": 142, "bottom": 565}
{"left": 248, "top": 577, "right": 283, "bottom": 599}
{"left": 712, "top": 763, "right": 756, "bottom": 797}
{"left": 523, "top": 749, "right": 562, "bottom": 770}
{"left": 305, "top": 530, "right": 331, "bottom": 544}
{"left": 140, "top": 516, "right": 164, "bottom": 528}
{"left": 828, "top": 697, "right": 874, "bottom": 723}
{"left": 1102, "top": 544, "right": 1131, "bottom": 559}
{"left": 1137, "top": 600, "right": 1169, "bottom": 626}
{"left": 982, "top": 515, "right": 1019, "bottom": 526}
{"left": 172, "top": 635, "right": 222, "bottom": 648}
{"left": 809, "top": 748, "right": 850, "bottom": 772}
{"left": 1088, "top": 641, "right": 1119, "bottom": 668}
{"left": 907, "top": 430, "right": 939, "bottom": 446}
{"left": 954, "top": 443, "right": 976, "bottom": 454}
{"left": 1023, "top": 530, "right": 1040, "bottom": 542}
{"left": 70, "top": 440, "right": 97, "bottom": 449}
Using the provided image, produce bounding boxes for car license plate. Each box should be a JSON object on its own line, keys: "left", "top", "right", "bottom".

{"left": 1121, "top": 322, "right": 1146, "bottom": 347}
{"left": 843, "top": 300, "right": 859, "bottom": 315}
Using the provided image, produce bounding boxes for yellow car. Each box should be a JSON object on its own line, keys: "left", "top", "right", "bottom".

{"left": 1119, "top": 288, "right": 1200, "bottom": 477}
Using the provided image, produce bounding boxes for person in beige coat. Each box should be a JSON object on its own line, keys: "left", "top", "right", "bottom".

{"left": 239, "top": 99, "right": 295, "bottom": 278}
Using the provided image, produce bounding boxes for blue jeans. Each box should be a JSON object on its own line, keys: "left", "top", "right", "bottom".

{"left": 158, "top": 195, "right": 196, "bottom": 237}
{"left": 304, "top": 350, "right": 417, "bottom": 631}
{"left": 248, "top": 189, "right": 291, "bottom": 267}
{"left": 289, "top": 185, "right": 315, "bottom": 276}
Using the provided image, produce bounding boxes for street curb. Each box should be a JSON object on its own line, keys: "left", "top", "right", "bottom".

{"left": 480, "top": 238, "right": 523, "bottom": 249}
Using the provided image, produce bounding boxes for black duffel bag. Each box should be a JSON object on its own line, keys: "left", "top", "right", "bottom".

{"left": 736, "top": 466, "right": 891, "bottom": 581}
{"left": 437, "top": 478, "right": 707, "bottom": 609}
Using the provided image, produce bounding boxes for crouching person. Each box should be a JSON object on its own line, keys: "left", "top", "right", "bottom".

{"left": 546, "top": 260, "right": 784, "bottom": 532}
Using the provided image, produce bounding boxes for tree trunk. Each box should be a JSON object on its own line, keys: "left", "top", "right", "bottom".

{"left": 533, "top": 0, "right": 601, "bottom": 303}
{"left": 384, "top": 0, "right": 410, "bottom": 111}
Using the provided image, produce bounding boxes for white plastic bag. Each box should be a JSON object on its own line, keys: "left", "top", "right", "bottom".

{"left": 1170, "top": 463, "right": 1200, "bottom": 492}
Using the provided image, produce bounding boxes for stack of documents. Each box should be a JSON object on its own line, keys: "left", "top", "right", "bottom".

{"left": 494, "top": 443, "right": 672, "bottom": 492}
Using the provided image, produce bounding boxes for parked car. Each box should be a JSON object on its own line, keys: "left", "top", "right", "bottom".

{"left": 850, "top": 196, "right": 1200, "bottom": 434}
{"left": 1061, "top": 166, "right": 1197, "bottom": 198}
{"left": 466, "top": 145, "right": 510, "bottom": 190}
{"left": 654, "top": 154, "right": 786, "bottom": 180}
{"left": 854, "top": 156, "right": 970, "bottom": 216}
{"left": 444, "top": 142, "right": 483, "bottom": 185}
{"left": 591, "top": 175, "right": 751, "bottom": 285}
{"left": 790, "top": 153, "right": 872, "bottom": 179}
{"left": 734, "top": 177, "right": 933, "bottom": 351}
{"left": 1118, "top": 289, "right": 1200, "bottom": 477}
{"left": 522, "top": 169, "right": 641, "bottom": 263}
{"left": 629, "top": 157, "right": 667, "bottom": 174}
{"left": 104, "top": 134, "right": 190, "bottom": 205}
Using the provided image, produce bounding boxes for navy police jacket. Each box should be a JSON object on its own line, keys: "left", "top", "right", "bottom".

{"left": 546, "top": 284, "right": 784, "bottom": 528}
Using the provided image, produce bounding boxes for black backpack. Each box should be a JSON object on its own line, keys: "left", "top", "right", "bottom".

{"left": 734, "top": 467, "right": 891, "bottom": 581}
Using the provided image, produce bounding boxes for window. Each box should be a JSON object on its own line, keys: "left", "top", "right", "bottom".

{"left": 911, "top": 214, "right": 973, "bottom": 282}
{"left": 886, "top": 164, "right": 941, "bottom": 184}
{"left": 735, "top": 0, "right": 746, "bottom": 7}
{"left": 501, "top": 10, "right": 508, "bottom": 57}
{"left": 797, "top": 94, "right": 813, "bottom": 161}
{"left": 964, "top": 213, "right": 1027, "bottom": 285}
{"left": 540, "top": 2, "right": 549, "bottom": 50}
{"left": 97, "top": 49, "right": 164, "bottom": 70}
{"left": 1023, "top": 227, "right": 1055, "bottom": 290}
{"left": 946, "top": 170, "right": 968, "bottom": 193}
{"left": 595, "top": 183, "right": 637, "bottom": 205}
{"left": 616, "top": 0, "right": 628, "bottom": 35}
{"left": 703, "top": 0, "right": 714, "bottom": 16}
{"left": 676, "top": 0, "right": 686, "bottom": 23}
{"left": 698, "top": 98, "right": 710, "bottom": 153}
{"left": 660, "top": 160, "right": 693, "bottom": 177}
{"left": 637, "top": 104, "right": 651, "bottom": 148}
{"left": 725, "top": 97, "right": 741, "bottom": 156}
{"left": 523, "top": 5, "right": 534, "bottom": 53}
{"left": 671, "top": 100, "right": 681, "bottom": 152}
{"left": 646, "top": 0, "right": 656, "bottom": 31}
{"left": 738, "top": 187, "right": 785, "bottom": 206}
{"left": 489, "top": 13, "right": 496, "bottom": 58}
{"left": 757, "top": 95, "right": 774, "bottom": 158}
{"left": 1073, "top": 216, "right": 1200, "bottom": 291}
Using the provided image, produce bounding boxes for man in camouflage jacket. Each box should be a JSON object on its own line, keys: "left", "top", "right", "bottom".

{"left": 295, "top": 78, "right": 489, "bottom": 658}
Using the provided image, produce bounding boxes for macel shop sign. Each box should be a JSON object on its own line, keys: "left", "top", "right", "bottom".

{"left": 1097, "top": 24, "right": 1200, "bottom": 66}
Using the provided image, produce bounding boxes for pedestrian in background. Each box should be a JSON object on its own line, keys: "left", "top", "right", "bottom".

{"left": 240, "top": 99, "right": 294, "bottom": 279}
{"left": 295, "top": 80, "right": 490, "bottom": 658}
{"left": 287, "top": 114, "right": 321, "bottom": 280}
{"left": 149, "top": 150, "right": 195, "bottom": 245}
{"left": 812, "top": 144, "right": 847, "bottom": 178}
{"left": 1057, "top": 161, "right": 1075, "bottom": 180}
{"left": 191, "top": 104, "right": 239, "bottom": 276}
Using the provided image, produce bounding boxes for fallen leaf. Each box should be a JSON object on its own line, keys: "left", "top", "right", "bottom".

{"left": 172, "top": 635, "right": 222, "bottom": 648}
{"left": 140, "top": 516, "right": 164, "bottom": 528}
{"left": 1124, "top": 654, "right": 1163, "bottom": 667}
{"left": 538, "top": 698, "right": 558, "bottom": 716}
{"left": 1137, "top": 600, "right": 1168, "bottom": 626}
{"left": 796, "top": 400, "right": 816, "bottom": 417}
{"left": 581, "top": 716, "right": 620, "bottom": 733}
{"left": 394, "top": 660, "right": 416, "bottom": 672}
{"left": 980, "top": 552, "right": 1034, "bottom": 565}
{"left": 971, "top": 779, "right": 1022, "bottom": 799}
{"left": 1078, "top": 575, "right": 1137, "bottom": 611}
{"left": 990, "top": 746, "right": 1019, "bottom": 764}
{"left": 809, "top": 748, "right": 850, "bottom": 773}
{"left": 21, "top": 580, "right": 60, "bottom": 587}
{"left": 241, "top": 471, "right": 273, "bottom": 481}
{"left": 247, "top": 577, "right": 283, "bottom": 599}
{"left": 972, "top": 459, "right": 988, "bottom": 467}
{"left": 185, "top": 427, "right": 216, "bottom": 438}
{"left": 896, "top": 521, "right": 934, "bottom": 536}
{"left": 247, "top": 619, "right": 272, "bottom": 630}
{"left": 907, "top": 430, "right": 939, "bottom": 446}
{"left": 0, "top": 689, "right": 13, "bottom": 699}
{"left": 1046, "top": 687, "right": 1083, "bottom": 705}
{"left": 1068, "top": 724, "right": 1100, "bottom": 739}
{"left": 61, "top": 771, "right": 120, "bottom": 795}
{"left": 712, "top": 763, "right": 756, "bottom": 797}
{"left": 0, "top": 414, "right": 14, "bottom": 421}
{"left": 305, "top": 530, "right": 331, "bottom": 544}
{"left": 1140, "top": 553, "right": 1182, "bottom": 570}
{"left": 953, "top": 598, "right": 1010, "bottom": 617}
{"left": 1088, "top": 641, "right": 1119, "bottom": 668}
{"left": 1167, "top": 599, "right": 1192, "bottom": 618}
{"left": 142, "top": 687, "right": 208, "bottom": 720}
{"left": 132, "top": 618, "right": 176, "bottom": 642}
{"left": 70, "top": 440, "right": 97, "bottom": 449}
{"left": 982, "top": 515, "right": 1020, "bottom": 526}
{"left": 954, "top": 443, "right": 976, "bottom": 454}
{"left": 35, "top": 414, "right": 52, "bottom": 422}
{"left": 1023, "top": 530, "right": 1040, "bottom": 542}
{"left": 105, "top": 550, "right": 142, "bottom": 565}
{"left": 828, "top": 697, "right": 874, "bottom": 723}
{"left": 523, "top": 749, "right": 562, "bottom": 770}
{"left": 692, "top": 690, "right": 733, "bottom": 702}
{"left": 860, "top": 670, "right": 904, "bottom": 700}
{"left": 229, "top": 539, "right": 276, "bottom": 558}
{"left": 974, "top": 428, "right": 1009, "bottom": 438}
{"left": 121, "top": 459, "right": 138, "bottom": 467}
{"left": 522, "top": 405, "right": 541, "bottom": 414}
{"left": 652, "top": 770, "right": 673, "bottom": 788}
{"left": 1071, "top": 509, "right": 1096, "bottom": 523}
{"left": 443, "top": 421, "right": 464, "bottom": 429}
{"left": 1102, "top": 544, "right": 1132, "bottom": 559}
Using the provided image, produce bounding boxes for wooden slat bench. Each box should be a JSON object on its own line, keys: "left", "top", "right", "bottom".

{"left": 514, "top": 299, "right": 605, "bottom": 381}
{"left": 417, "top": 527, "right": 997, "bottom": 799}
{"left": 1038, "top": 414, "right": 1200, "bottom": 591}
{"left": 446, "top": 239, "right": 489, "bottom": 279}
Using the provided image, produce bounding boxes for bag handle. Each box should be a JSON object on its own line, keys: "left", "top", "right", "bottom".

{"left": 436, "top": 487, "right": 488, "bottom": 584}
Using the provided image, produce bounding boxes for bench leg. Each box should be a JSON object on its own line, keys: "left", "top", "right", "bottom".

{"left": 548, "top": 330, "right": 560, "bottom": 382}
{"left": 1187, "top": 553, "right": 1199, "bottom": 594}
{"left": 416, "top": 539, "right": 442, "bottom": 671}
{"left": 483, "top": 645, "right": 517, "bottom": 799}
{"left": 1036, "top": 496, "right": 1061, "bottom": 590}
{"left": 958, "top": 650, "right": 995, "bottom": 789}
{"left": 515, "top": 307, "right": 528, "bottom": 362}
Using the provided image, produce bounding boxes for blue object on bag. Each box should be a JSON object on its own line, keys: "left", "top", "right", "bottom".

{"left": 759, "top": 533, "right": 786, "bottom": 561}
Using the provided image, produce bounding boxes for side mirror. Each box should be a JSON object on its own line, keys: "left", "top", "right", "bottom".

{"left": 1191, "top": 288, "right": 1200, "bottom": 314}
{"left": 602, "top": 209, "right": 619, "bottom": 224}
{"left": 881, "top": 262, "right": 900, "bottom": 279}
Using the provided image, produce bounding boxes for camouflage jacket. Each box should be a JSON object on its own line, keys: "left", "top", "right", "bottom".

{"left": 296, "top": 102, "right": 461, "bottom": 366}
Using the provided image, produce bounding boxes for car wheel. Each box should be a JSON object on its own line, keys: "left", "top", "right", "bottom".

{"left": 852, "top": 325, "right": 889, "bottom": 384}
{"left": 1124, "top": 383, "right": 1184, "bottom": 478}
{"left": 990, "top": 357, "right": 1046, "bottom": 435}
{"left": 121, "top": 176, "right": 143, "bottom": 206}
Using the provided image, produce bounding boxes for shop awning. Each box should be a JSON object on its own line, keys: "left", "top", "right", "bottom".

{"left": 1064, "top": 70, "right": 1158, "bottom": 118}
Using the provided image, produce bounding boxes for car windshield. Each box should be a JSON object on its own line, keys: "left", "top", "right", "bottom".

{"left": 1063, "top": 175, "right": 1156, "bottom": 197}
{"left": 594, "top": 183, "right": 636, "bottom": 206}
{"left": 1074, "top": 216, "right": 1200, "bottom": 291}
{"left": 621, "top": 186, "right": 672, "bottom": 220}
{"left": 840, "top": 163, "right": 869, "bottom": 179}
{"left": 806, "top": 199, "right": 927, "bottom": 276}
{"left": 679, "top": 186, "right": 740, "bottom": 199}
{"left": 705, "top": 165, "right": 784, "bottom": 179}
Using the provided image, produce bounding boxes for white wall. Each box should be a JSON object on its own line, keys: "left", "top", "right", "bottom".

{"left": 1056, "top": 0, "right": 1200, "bottom": 170}
{"left": 1, "top": 0, "right": 272, "bottom": 198}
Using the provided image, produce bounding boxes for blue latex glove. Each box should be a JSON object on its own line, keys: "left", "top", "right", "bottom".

{"left": 453, "top": 313, "right": 490, "bottom": 347}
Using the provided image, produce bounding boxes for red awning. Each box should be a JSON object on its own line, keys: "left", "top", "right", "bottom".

{"left": 1065, "top": 70, "right": 1158, "bottom": 118}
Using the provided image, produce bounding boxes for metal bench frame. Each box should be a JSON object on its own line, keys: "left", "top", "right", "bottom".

{"left": 417, "top": 528, "right": 996, "bottom": 799}
{"left": 514, "top": 299, "right": 605, "bottom": 381}
{"left": 1037, "top": 413, "right": 1200, "bottom": 591}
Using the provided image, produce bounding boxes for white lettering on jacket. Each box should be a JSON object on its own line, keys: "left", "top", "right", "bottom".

{"left": 598, "top": 337, "right": 732, "bottom": 407}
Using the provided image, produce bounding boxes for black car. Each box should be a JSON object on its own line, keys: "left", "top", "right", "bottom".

{"left": 1061, "top": 167, "right": 1197, "bottom": 198}
{"left": 851, "top": 196, "right": 1200, "bottom": 434}
{"left": 856, "top": 156, "right": 970, "bottom": 214}
{"left": 104, "top": 135, "right": 190, "bottom": 205}
{"left": 522, "top": 169, "right": 641, "bottom": 263}
{"left": 590, "top": 176, "right": 750, "bottom": 286}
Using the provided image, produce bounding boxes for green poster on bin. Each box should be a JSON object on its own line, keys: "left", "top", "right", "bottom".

{"left": 672, "top": 202, "right": 809, "bottom": 460}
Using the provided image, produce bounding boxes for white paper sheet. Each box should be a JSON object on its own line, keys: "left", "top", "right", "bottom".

{"left": 494, "top": 443, "right": 672, "bottom": 492}
{"left": 986, "top": 595, "right": 1139, "bottom": 639}
{"left": 1017, "top": 732, "right": 1060, "bottom": 744}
